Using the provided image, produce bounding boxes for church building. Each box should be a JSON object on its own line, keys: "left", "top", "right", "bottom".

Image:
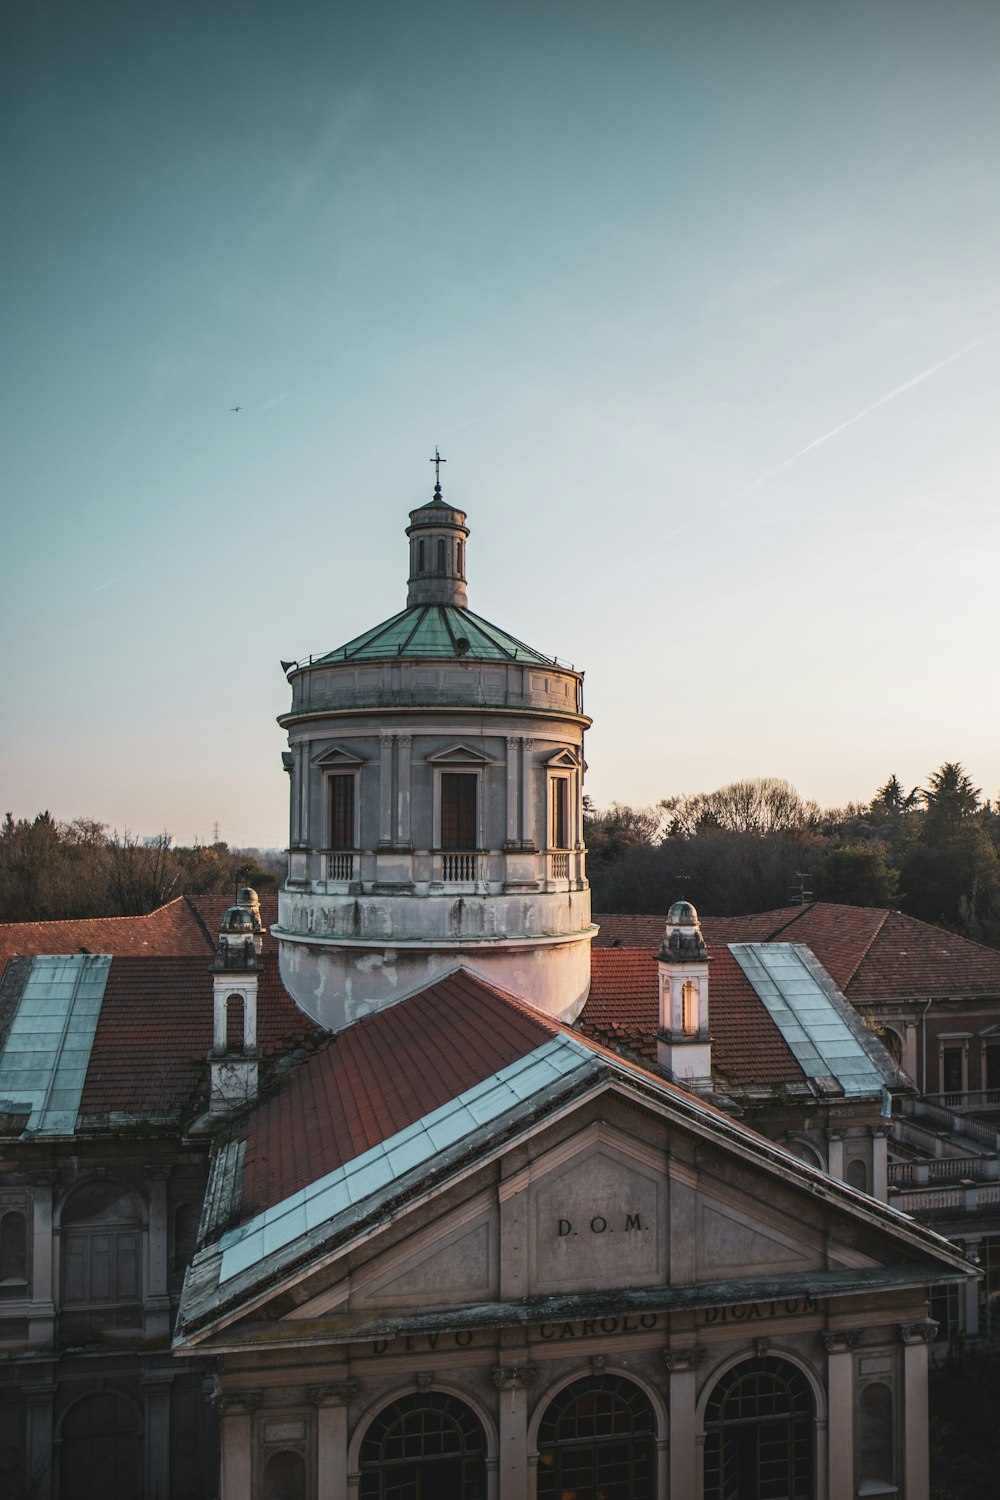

{"left": 172, "top": 474, "right": 973, "bottom": 1500}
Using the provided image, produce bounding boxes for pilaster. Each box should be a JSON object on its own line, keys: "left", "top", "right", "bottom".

{"left": 379, "top": 734, "right": 393, "bottom": 846}
{"left": 822, "top": 1330, "right": 860, "bottom": 1500}
{"left": 23, "top": 1382, "right": 56, "bottom": 1500}
{"left": 397, "top": 735, "right": 412, "bottom": 846}
{"left": 493, "top": 1363, "right": 538, "bottom": 1500}
{"left": 216, "top": 1389, "right": 261, "bottom": 1500}
{"left": 900, "top": 1320, "right": 936, "bottom": 1500}
{"left": 142, "top": 1368, "right": 176, "bottom": 1499}
{"left": 662, "top": 1346, "right": 705, "bottom": 1500}
{"left": 311, "top": 1382, "right": 358, "bottom": 1500}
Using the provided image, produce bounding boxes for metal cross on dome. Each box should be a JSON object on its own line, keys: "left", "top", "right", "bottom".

{"left": 430, "top": 446, "right": 446, "bottom": 492}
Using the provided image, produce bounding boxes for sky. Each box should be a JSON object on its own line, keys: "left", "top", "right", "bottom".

{"left": 2, "top": 0, "right": 1000, "bottom": 848}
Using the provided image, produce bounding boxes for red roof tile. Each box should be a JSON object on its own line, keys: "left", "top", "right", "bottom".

{"left": 79, "top": 952, "right": 317, "bottom": 1118}
{"left": 184, "top": 892, "right": 280, "bottom": 955}
{"left": 0, "top": 896, "right": 213, "bottom": 967}
{"left": 238, "top": 972, "right": 559, "bottom": 1216}
{"left": 595, "top": 903, "right": 1000, "bottom": 1002}
{"left": 582, "top": 947, "right": 805, "bottom": 1087}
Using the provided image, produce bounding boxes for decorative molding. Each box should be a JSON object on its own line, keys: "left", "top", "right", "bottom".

{"left": 899, "top": 1319, "right": 937, "bottom": 1346}
{"left": 415, "top": 1372, "right": 434, "bottom": 1393}
{"left": 492, "top": 1363, "right": 540, "bottom": 1391}
{"left": 213, "top": 1388, "right": 262, "bottom": 1414}
{"left": 753, "top": 1337, "right": 770, "bottom": 1358}
{"left": 661, "top": 1346, "right": 707, "bottom": 1373}
{"left": 309, "top": 1381, "right": 359, "bottom": 1407}
{"left": 590, "top": 1355, "right": 607, "bottom": 1375}
{"left": 822, "top": 1330, "right": 862, "bottom": 1354}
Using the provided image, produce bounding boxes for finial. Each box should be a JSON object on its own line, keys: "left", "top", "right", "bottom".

{"left": 430, "top": 445, "right": 446, "bottom": 498}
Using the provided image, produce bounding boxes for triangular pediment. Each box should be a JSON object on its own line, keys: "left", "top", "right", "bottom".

{"left": 312, "top": 745, "right": 366, "bottom": 767}
{"left": 543, "top": 747, "right": 579, "bottom": 768}
{"left": 425, "top": 742, "right": 495, "bottom": 765}
{"left": 177, "top": 1061, "right": 970, "bottom": 1353}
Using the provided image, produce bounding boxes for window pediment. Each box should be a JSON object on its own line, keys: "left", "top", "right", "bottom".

{"left": 426, "top": 743, "right": 494, "bottom": 766}
{"left": 543, "top": 748, "right": 579, "bottom": 768}
{"left": 313, "top": 745, "right": 366, "bottom": 768}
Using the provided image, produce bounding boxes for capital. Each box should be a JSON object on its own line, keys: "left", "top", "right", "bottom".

{"left": 309, "top": 1380, "right": 359, "bottom": 1407}
{"left": 899, "top": 1319, "right": 937, "bottom": 1346}
{"left": 821, "top": 1330, "right": 861, "bottom": 1354}
{"left": 492, "top": 1363, "right": 540, "bottom": 1391}
{"left": 661, "top": 1346, "right": 707, "bottom": 1373}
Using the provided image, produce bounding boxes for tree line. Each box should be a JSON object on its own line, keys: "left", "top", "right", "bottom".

{"left": 0, "top": 813, "right": 282, "bottom": 922}
{"left": 586, "top": 764, "right": 1000, "bottom": 947}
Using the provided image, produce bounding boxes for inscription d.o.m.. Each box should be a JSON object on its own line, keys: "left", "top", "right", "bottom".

{"left": 557, "top": 1213, "right": 645, "bottom": 1237}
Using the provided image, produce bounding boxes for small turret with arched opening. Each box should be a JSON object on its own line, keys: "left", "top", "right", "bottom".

{"left": 657, "top": 899, "right": 712, "bottom": 1094}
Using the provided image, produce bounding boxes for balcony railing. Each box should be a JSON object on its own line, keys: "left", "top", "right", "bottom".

{"left": 327, "top": 851, "right": 355, "bottom": 881}
{"left": 550, "top": 852, "right": 569, "bottom": 879}
{"left": 441, "top": 851, "right": 477, "bottom": 883}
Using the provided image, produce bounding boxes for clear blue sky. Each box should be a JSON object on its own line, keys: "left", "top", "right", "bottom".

{"left": 2, "top": 0, "right": 999, "bottom": 847}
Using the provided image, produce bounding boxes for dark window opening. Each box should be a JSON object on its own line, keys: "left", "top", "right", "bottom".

{"left": 330, "top": 773, "right": 355, "bottom": 849}
{"left": 845, "top": 1158, "right": 868, "bottom": 1193}
{"left": 61, "top": 1183, "right": 142, "bottom": 1313}
{"left": 0, "top": 1211, "right": 28, "bottom": 1297}
{"left": 550, "top": 777, "right": 569, "bottom": 849}
{"left": 987, "top": 1047, "right": 1000, "bottom": 1092}
{"left": 418, "top": 539, "right": 425, "bottom": 571}
{"left": 226, "top": 993, "right": 245, "bottom": 1051}
{"left": 704, "top": 1357, "right": 814, "bottom": 1500}
{"left": 264, "top": 1450, "right": 306, "bottom": 1500}
{"left": 441, "top": 774, "right": 477, "bottom": 849}
{"left": 437, "top": 538, "right": 446, "bottom": 573}
{"left": 172, "top": 1202, "right": 200, "bottom": 1278}
{"left": 60, "top": 1394, "right": 141, "bottom": 1500}
{"left": 537, "top": 1374, "right": 656, "bottom": 1500}
{"left": 942, "top": 1047, "right": 963, "bottom": 1093}
{"left": 359, "top": 1392, "right": 486, "bottom": 1500}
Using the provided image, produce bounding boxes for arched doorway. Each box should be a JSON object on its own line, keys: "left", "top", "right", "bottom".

{"left": 358, "top": 1391, "right": 487, "bottom": 1499}
{"left": 59, "top": 1392, "right": 142, "bottom": 1500}
{"left": 536, "top": 1373, "right": 656, "bottom": 1499}
{"left": 703, "top": 1356, "right": 814, "bottom": 1500}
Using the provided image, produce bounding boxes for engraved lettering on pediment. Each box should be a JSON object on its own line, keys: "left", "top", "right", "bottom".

{"left": 529, "top": 1145, "right": 663, "bottom": 1295}
{"left": 697, "top": 1201, "right": 817, "bottom": 1277}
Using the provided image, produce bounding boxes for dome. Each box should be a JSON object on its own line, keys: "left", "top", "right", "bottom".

{"left": 221, "top": 905, "right": 255, "bottom": 934}
{"left": 236, "top": 887, "right": 259, "bottom": 907}
{"left": 667, "top": 899, "right": 699, "bottom": 925}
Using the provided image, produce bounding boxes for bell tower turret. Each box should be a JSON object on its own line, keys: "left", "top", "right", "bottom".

{"left": 406, "top": 451, "right": 469, "bottom": 608}
{"left": 656, "top": 900, "right": 713, "bottom": 1094}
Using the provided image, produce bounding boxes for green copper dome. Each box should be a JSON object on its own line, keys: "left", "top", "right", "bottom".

{"left": 313, "top": 604, "right": 560, "bottom": 666}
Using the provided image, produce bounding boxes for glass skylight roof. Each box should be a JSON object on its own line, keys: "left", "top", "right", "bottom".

{"left": 0, "top": 954, "right": 110, "bottom": 1135}
{"left": 729, "top": 943, "right": 884, "bottom": 1097}
{"left": 218, "top": 1033, "right": 598, "bottom": 1284}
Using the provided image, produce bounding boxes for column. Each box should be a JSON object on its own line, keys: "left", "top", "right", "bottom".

{"left": 144, "top": 1165, "right": 172, "bottom": 1340}
{"left": 311, "top": 1382, "right": 358, "bottom": 1500}
{"left": 23, "top": 1383, "right": 56, "bottom": 1500}
{"left": 900, "top": 1321, "right": 936, "bottom": 1500}
{"left": 142, "top": 1369, "right": 176, "bottom": 1500}
{"left": 216, "top": 1390, "right": 261, "bottom": 1500}
{"left": 397, "top": 735, "right": 412, "bottom": 846}
{"left": 29, "top": 1175, "right": 54, "bottom": 1345}
{"left": 662, "top": 1347, "right": 705, "bottom": 1500}
{"left": 299, "top": 740, "right": 312, "bottom": 846}
{"left": 493, "top": 1364, "right": 538, "bottom": 1500}
{"left": 871, "top": 1126, "right": 890, "bottom": 1203}
{"left": 826, "top": 1129, "right": 845, "bottom": 1181}
{"left": 520, "top": 739, "right": 533, "bottom": 846}
{"left": 962, "top": 1238, "right": 981, "bottom": 1338}
{"left": 379, "top": 734, "right": 393, "bottom": 847}
{"left": 505, "top": 737, "right": 519, "bottom": 845}
{"left": 822, "top": 1331, "right": 860, "bottom": 1500}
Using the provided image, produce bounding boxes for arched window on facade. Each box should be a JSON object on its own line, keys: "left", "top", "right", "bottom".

{"left": 59, "top": 1392, "right": 142, "bottom": 1500}
{"left": 418, "top": 538, "right": 426, "bottom": 571}
{"left": 0, "top": 1209, "right": 28, "bottom": 1298}
{"left": 359, "top": 1392, "right": 487, "bottom": 1500}
{"left": 858, "top": 1382, "right": 895, "bottom": 1491}
{"left": 882, "top": 1027, "right": 904, "bottom": 1066}
{"left": 263, "top": 1450, "right": 306, "bottom": 1500}
{"left": 537, "top": 1374, "right": 656, "bottom": 1500}
{"left": 682, "top": 979, "right": 700, "bottom": 1035}
{"left": 60, "top": 1182, "right": 142, "bottom": 1321}
{"left": 704, "top": 1356, "right": 814, "bottom": 1500}
{"left": 437, "top": 538, "right": 446, "bottom": 573}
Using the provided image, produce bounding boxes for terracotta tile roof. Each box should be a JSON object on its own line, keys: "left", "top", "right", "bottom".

{"left": 582, "top": 947, "right": 805, "bottom": 1087}
{"left": 79, "top": 952, "right": 317, "bottom": 1119}
{"left": 595, "top": 903, "right": 1000, "bottom": 1002}
{"left": 846, "top": 909, "right": 1000, "bottom": 999}
{"left": 0, "top": 896, "right": 213, "bottom": 967}
{"left": 238, "top": 972, "right": 558, "bottom": 1216}
{"left": 184, "top": 892, "right": 280, "bottom": 955}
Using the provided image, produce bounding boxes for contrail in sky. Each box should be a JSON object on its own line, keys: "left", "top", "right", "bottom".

{"left": 661, "top": 330, "right": 996, "bottom": 543}
{"left": 745, "top": 330, "right": 997, "bottom": 494}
